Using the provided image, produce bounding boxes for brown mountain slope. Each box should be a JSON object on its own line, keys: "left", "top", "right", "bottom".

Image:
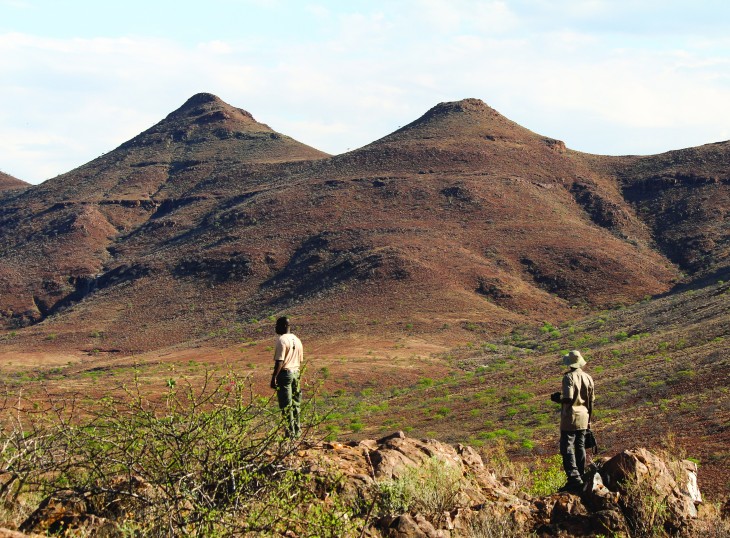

{"left": 0, "top": 171, "right": 28, "bottom": 192}
{"left": 0, "top": 96, "right": 684, "bottom": 353}
{"left": 576, "top": 142, "right": 730, "bottom": 279}
{"left": 30, "top": 92, "right": 330, "bottom": 203}
{"left": 317, "top": 277, "right": 730, "bottom": 499}
{"left": 0, "top": 93, "right": 329, "bottom": 329}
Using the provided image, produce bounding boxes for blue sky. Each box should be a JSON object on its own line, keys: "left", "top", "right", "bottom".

{"left": 2, "top": 0, "right": 730, "bottom": 184}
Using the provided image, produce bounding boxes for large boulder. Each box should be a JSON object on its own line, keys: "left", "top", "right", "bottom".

{"left": 298, "top": 432, "right": 533, "bottom": 536}
{"left": 19, "top": 476, "right": 161, "bottom": 537}
{"left": 300, "top": 431, "right": 513, "bottom": 504}
{"left": 378, "top": 513, "right": 448, "bottom": 538}
{"left": 601, "top": 448, "right": 700, "bottom": 533}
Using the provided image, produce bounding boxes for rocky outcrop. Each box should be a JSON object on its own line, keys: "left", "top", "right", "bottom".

{"left": 18, "top": 435, "right": 708, "bottom": 537}
{"left": 298, "top": 434, "right": 705, "bottom": 537}
{"left": 600, "top": 447, "right": 702, "bottom": 534}
{"left": 19, "top": 475, "right": 160, "bottom": 537}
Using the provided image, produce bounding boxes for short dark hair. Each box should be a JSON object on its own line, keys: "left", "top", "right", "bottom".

{"left": 275, "top": 316, "right": 290, "bottom": 335}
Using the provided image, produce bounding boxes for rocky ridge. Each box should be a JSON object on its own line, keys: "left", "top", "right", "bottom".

{"left": 15, "top": 432, "right": 712, "bottom": 537}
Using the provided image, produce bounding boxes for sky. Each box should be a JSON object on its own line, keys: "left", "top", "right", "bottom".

{"left": 2, "top": 0, "right": 730, "bottom": 184}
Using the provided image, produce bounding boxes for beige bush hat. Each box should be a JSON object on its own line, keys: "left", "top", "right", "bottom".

{"left": 563, "top": 350, "right": 586, "bottom": 369}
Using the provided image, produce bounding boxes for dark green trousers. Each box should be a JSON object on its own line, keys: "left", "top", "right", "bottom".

{"left": 276, "top": 369, "right": 301, "bottom": 438}
{"left": 560, "top": 429, "right": 586, "bottom": 483}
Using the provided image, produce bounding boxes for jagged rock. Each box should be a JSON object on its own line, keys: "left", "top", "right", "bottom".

{"left": 441, "top": 507, "right": 469, "bottom": 532}
{"left": 300, "top": 431, "right": 510, "bottom": 504}
{"left": 601, "top": 448, "right": 699, "bottom": 532}
{"left": 380, "top": 513, "right": 448, "bottom": 538}
{"left": 299, "top": 433, "right": 534, "bottom": 536}
{"left": 299, "top": 437, "right": 708, "bottom": 537}
{"left": 678, "top": 459, "right": 702, "bottom": 504}
{"left": 19, "top": 490, "right": 90, "bottom": 535}
{"left": 534, "top": 493, "right": 594, "bottom": 537}
{"left": 549, "top": 493, "right": 593, "bottom": 535}
{"left": 0, "top": 528, "right": 46, "bottom": 538}
{"left": 590, "top": 509, "right": 629, "bottom": 536}
{"left": 582, "top": 469, "right": 620, "bottom": 512}
{"left": 19, "top": 476, "right": 160, "bottom": 537}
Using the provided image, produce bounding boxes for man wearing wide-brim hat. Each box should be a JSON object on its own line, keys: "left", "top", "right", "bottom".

{"left": 551, "top": 350, "right": 595, "bottom": 491}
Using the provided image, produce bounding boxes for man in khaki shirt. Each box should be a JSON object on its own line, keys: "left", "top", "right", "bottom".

{"left": 270, "top": 316, "right": 303, "bottom": 438}
{"left": 551, "top": 350, "right": 595, "bottom": 491}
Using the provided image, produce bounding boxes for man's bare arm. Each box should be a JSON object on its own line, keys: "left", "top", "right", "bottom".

{"left": 271, "top": 360, "right": 284, "bottom": 389}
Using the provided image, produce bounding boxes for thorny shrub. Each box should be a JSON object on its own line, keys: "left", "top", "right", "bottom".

{"left": 480, "top": 439, "right": 565, "bottom": 496}
{"left": 0, "top": 370, "right": 362, "bottom": 537}
{"left": 375, "top": 457, "right": 470, "bottom": 524}
{"left": 460, "top": 509, "right": 534, "bottom": 538}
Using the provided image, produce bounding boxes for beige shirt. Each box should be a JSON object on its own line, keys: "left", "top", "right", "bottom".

{"left": 273, "top": 333, "right": 303, "bottom": 372}
{"left": 561, "top": 367, "right": 595, "bottom": 431}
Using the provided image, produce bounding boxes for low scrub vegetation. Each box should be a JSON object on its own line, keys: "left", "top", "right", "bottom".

{"left": 0, "top": 371, "right": 361, "bottom": 536}
{"left": 375, "top": 457, "right": 467, "bottom": 523}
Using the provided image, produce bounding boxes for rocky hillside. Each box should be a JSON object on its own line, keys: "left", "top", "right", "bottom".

{"left": 0, "top": 171, "right": 28, "bottom": 192}
{"left": 577, "top": 144, "right": 730, "bottom": 280}
{"left": 5, "top": 94, "right": 725, "bottom": 353}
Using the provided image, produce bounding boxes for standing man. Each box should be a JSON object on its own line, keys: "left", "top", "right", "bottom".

{"left": 551, "top": 350, "right": 594, "bottom": 491}
{"left": 270, "top": 316, "right": 303, "bottom": 438}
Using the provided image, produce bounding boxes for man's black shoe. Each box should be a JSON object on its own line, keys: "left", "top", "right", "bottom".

{"left": 558, "top": 480, "right": 584, "bottom": 493}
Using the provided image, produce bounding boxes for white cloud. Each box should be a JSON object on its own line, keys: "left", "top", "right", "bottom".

{"left": 197, "top": 40, "right": 233, "bottom": 54}
{"left": 2, "top": 2, "right": 730, "bottom": 182}
{"left": 305, "top": 4, "right": 331, "bottom": 19}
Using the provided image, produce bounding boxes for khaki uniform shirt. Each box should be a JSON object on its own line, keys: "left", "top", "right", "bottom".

{"left": 273, "top": 333, "right": 303, "bottom": 372}
{"left": 561, "top": 367, "right": 594, "bottom": 431}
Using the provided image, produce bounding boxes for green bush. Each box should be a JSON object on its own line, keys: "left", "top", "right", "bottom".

{"left": 417, "top": 377, "right": 435, "bottom": 388}
{"left": 376, "top": 458, "right": 468, "bottom": 523}
{"left": 504, "top": 389, "right": 533, "bottom": 403}
{"left": 0, "top": 371, "right": 361, "bottom": 537}
{"left": 527, "top": 455, "right": 564, "bottom": 496}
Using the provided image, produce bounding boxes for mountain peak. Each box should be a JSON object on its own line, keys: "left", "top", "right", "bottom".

{"left": 47, "top": 93, "right": 329, "bottom": 198}
{"left": 115, "top": 93, "right": 284, "bottom": 153}
{"left": 181, "top": 92, "right": 224, "bottom": 108}
{"left": 405, "top": 97, "right": 516, "bottom": 132}
{"left": 425, "top": 98, "right": 496, "bottom": 116}
{"left": 365, "top": 97, "right": 535, "bottom": 151}
{"left": 165, "top": 92, "right": 261, "bottom": 127}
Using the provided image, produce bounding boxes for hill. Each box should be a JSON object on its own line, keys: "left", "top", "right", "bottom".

{"left": 0, "top": 95, "right": 691, "bottom": 353}
{"left": 0, "top": 171, "right": 29, "bottom": 192}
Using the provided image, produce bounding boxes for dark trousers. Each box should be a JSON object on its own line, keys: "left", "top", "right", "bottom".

{"left": 276, "top": 369, "right": 301, "bottom": 438}
{"left": 560, "top": 429, "right": 586, "bottom": 483}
